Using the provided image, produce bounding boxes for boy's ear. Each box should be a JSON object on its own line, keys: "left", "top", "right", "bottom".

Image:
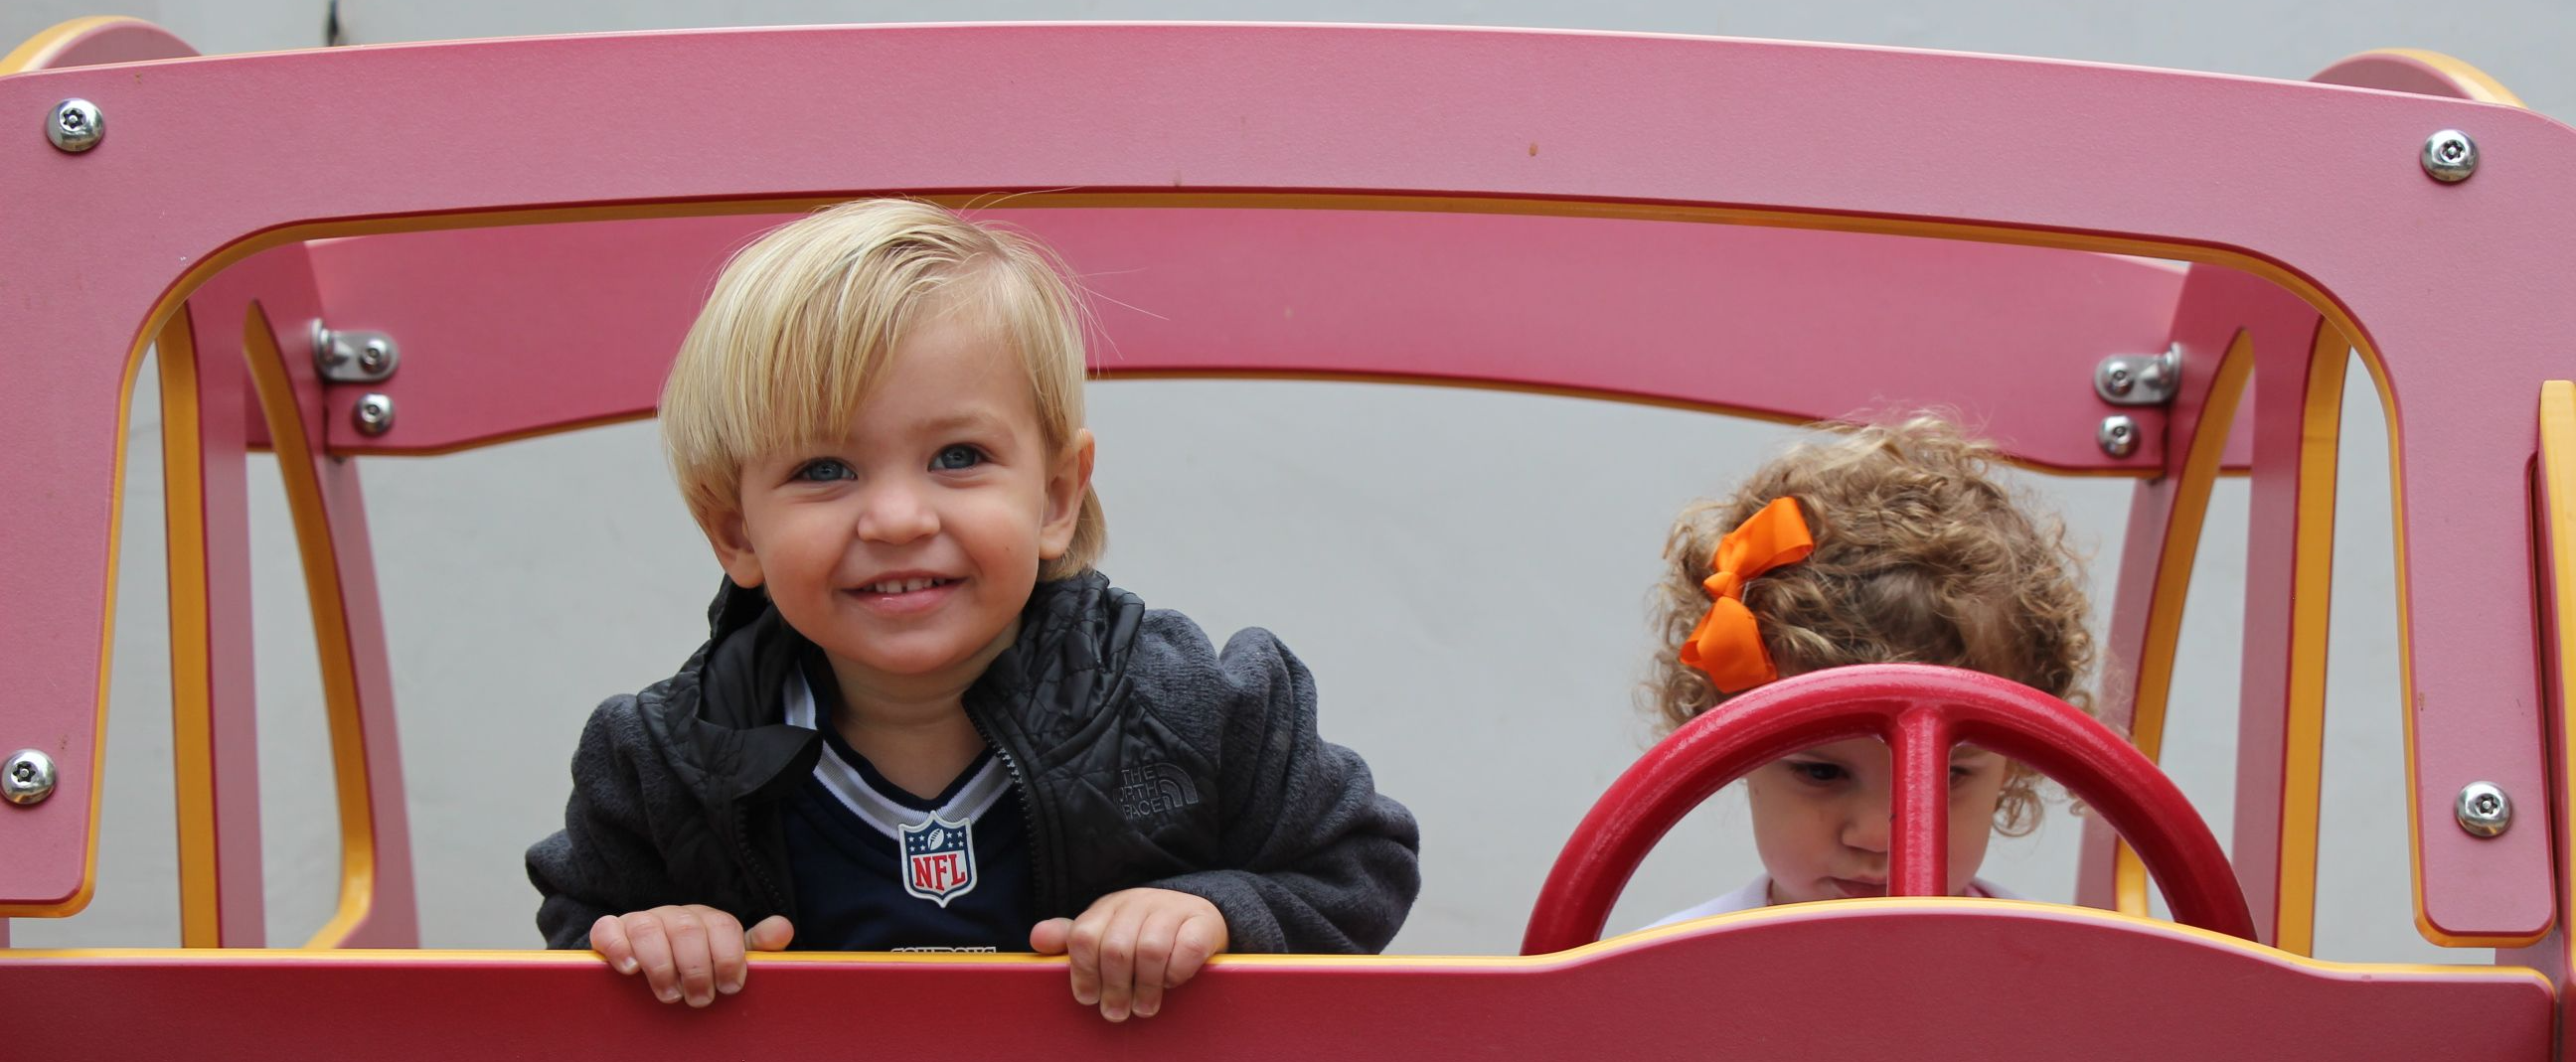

{"left": 1038, "top": 428, "right": 1096, "bottom": 560}
{"left": 702, "top": 505, "right": 767, "bottom": 589}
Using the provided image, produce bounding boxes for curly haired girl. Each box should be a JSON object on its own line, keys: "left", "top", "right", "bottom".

{"left": 1646, "top": 416, "right": 2096, "bottom": 921}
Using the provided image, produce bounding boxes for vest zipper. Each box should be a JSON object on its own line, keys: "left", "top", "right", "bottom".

{"left": 965, "top": 703, "right": 1058, "bottom": 917}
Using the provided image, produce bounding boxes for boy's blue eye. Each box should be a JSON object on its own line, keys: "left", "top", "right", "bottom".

{"left": 793, "top": 458, "right": 856, "bottom": 482}
{"left": 931, "top": 444, "right": 986, "bottom": 471}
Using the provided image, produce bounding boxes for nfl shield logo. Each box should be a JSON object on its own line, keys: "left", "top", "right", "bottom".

{"left": 899, "top": 813, "right": 978, "bottom": 907}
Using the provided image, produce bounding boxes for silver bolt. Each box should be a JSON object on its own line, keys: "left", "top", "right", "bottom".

{"left": 2456, "top": 781, "right": 2510, "bottom": 836}
{"left": 2097, "top": 415, "right": 2139, "bottom": 458}
{"left": 46, "top": 98, "right": 103, "bottom": 153}
{"left": 1, "top": 749, "right": 56, "bottom": 805}
{"left": 313, "top": 322, "right": 349, "bottom": 373}
{"left": 2423, "top": 129, "right": 2478, "bottom": 183}
{"left": 2104, "top": 365, "right": 2135, "bottom": 396}
{"left": 358, "top": 339, "right": 394, "bottom": 375}
{"left": 353, "top": 392, "right": 396, "bottom": 436}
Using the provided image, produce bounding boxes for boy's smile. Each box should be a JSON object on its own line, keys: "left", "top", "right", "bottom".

{"left": 710, "top": 307, "right": 1094, "bottom": 706}
{"left": 847, "top": 572, "right": 964, "bottom": 615}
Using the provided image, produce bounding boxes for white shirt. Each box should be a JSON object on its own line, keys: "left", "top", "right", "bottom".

{"left": 1649, "top": 874, "right": 2023, "bottom": 928}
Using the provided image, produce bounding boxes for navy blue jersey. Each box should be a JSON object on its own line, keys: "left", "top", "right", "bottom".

{"left": 780, "top": 671, "right": 1035, "bottom": 952}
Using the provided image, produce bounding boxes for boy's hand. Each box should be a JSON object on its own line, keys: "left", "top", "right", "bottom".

{"left": 1030, "top": 888, "right": 1228, "bottom": 1021}
{"left": 591, "top": 906, "right": 794, "bottom": 1006}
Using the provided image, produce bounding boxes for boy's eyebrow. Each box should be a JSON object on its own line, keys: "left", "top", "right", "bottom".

{"left": 911, "top": 409, "right": 1014, "bottom": 436}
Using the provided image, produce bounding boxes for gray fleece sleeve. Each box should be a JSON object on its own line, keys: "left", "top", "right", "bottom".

{"left": 525, "top": 697, "right": 685, "bottom": 949}
{"left": 1140, "top": 627, "right": 1422, "bottom": 954}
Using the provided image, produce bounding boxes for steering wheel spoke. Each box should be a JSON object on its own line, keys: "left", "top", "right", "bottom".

{"left": 1888, "top": 705, "right": 1954, "bottom": 899}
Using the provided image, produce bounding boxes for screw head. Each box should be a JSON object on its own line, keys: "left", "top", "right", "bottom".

{"left": 358, "top": 339, "right": 394, "bottom": 374}
{"left": 2423, "top": 129, "right": 2478, "bottom": 183}
{"left": 353, "top": 392, "right": 396, "bottom": 436}
{"left": 46, "top": 98, "right": 103, "bottom": 153}
{"left": 2097, "top": 414, "right": 2140, "bottom": 458}
{"left": 1, "top": 749, "right": 56, "bottom": 805}
{"left": 2456, "top": 781, "right": 2510, "bottom": 836}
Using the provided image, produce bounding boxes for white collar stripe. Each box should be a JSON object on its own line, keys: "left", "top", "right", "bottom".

{"left": 784, "top": 676, "right": 818, "bottom": 730}
{"left": 785, "top": 672, "right": 1011, "bottom": 839}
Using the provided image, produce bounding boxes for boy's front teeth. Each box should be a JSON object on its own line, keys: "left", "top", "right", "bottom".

{"left": 869, "top": 578, "right": 943, "bottom": 593}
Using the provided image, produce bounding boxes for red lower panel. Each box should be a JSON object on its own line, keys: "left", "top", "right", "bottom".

{"left": 2, "top": 904, "right": 2544, "bottom": 1060}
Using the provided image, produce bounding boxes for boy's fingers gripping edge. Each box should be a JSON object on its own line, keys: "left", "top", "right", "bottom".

{"left": 621, "top": 911, "right": 683, "bottom": 1003}
{"left": 591, "top": 914, "right": 639, "bottom": 975}
{"left": 1093, "top": 900, "right": 1150, "bottom": 1022}
{"left": 1029, "top": 917, "right": 1074, "bottom": 955}
{"left": 746, "top": 914, "right": 797, "bottom": 952}
{"left": 1128, "top": 907, "right": 1183, "bottom": 1018}
{"left": 1065, "top": 905, "right": 1111, "bottom": 1008}
{"left": 1166, "top": 912, "right": 1224, "bottom": 987}
{"left": 706, "top": 910, "right": 749, "bottom": 996}
{"left": 663, "top": 907, "right": 719, "bottom": 1007}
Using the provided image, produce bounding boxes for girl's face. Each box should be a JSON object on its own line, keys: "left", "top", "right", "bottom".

{"left": 1744, "top": 736, "right": 2011, "bottom": 904}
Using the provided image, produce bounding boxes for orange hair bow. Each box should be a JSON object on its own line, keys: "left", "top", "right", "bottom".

{"left": 1680, "top": 497, "right": 1815, "bottom": 692}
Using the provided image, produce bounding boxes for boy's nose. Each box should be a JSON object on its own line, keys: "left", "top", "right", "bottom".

{"left": 855, "top": 481, "right": 940, "bottom": 543}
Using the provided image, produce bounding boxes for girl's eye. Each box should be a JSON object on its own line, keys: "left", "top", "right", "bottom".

{"left": 1950, "top": 765, "right": 1973, "bottom": 785}
{"left": 1789, "top": 761, "right": 1846, "bottom": 784}
{"left": 792, "top": 458, "right": 856, "bottom": 482}
{"left": 931, "top": 444, "right": 987, "bottom": 471}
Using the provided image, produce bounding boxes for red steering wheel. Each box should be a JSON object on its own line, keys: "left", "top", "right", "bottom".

{"left": 1523, "top": 664, "right": 2253, "bottom": 954}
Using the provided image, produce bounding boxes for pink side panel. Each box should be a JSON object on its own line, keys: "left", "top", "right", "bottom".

{"left": 2295, "top": 33, "right": 2532, "bottom": 946}
{"left": 0, "top": 24, "right": 2562, "bottom": 931}
{"left": 2230, "top": 310, "right": 2336, "bottom": 949}
{"left": 302, "top": 212, "right": 2187, "bottom": 470}
{"left": 190, "top": 249, "right": 419, "bottom": 947}
{"left": 0, "top": 11, "right": 198, "bottom": 940}
{"left": 167, "top": 295, "right": 267, "bottom": 947}
{"left": 2075, "top": 266, "right": 2306, "bottom": 910}
{"left": 0, "top": 906, "right": 2549, "bottom": 1059}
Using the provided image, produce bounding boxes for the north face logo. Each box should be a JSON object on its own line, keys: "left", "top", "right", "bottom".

{"left": 1118, "top": 763, "right": 1200, "bottom": 819}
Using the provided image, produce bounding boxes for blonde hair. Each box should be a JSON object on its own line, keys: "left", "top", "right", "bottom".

{"left": 1645, "top": 416, "right": 2096, "bottom": 835}
{"left": 661, "top": 199, "right": 1105, "bottom": 579}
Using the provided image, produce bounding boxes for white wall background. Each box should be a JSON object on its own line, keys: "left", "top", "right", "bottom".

{"left": 7, "top": 0, "right": 2568, "bottom": 963}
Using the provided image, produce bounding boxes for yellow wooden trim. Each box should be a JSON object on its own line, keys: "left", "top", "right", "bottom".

{"left": 0, "top": 899, "right": 2548, "bottom": 985}
{"left": 2111, "top": 328, "right": 2259, "bottom": 917}
{"left": 2271, "top": 324, "right": 2351, "bottom": 957}
{"left": 0, "top": 16, "right": 139, "bottom": 76}
{"left": 2369, "top": 49, "right": 2527, "bottom": 107}
{"left": 235, "top": 303, "right": 381, "bottom": 947}
{"left": 2531, "top": 380, "right": 2576, "bottom": 947}
{"left": 156, "top": 307, "right": 223, "bottom": 947}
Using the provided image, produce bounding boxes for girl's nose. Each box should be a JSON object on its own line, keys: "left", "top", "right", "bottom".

{"left": 855, "top": 479, "right": 939, "bottom": 543}
{"left": 1842, "top": 802, "right": 1892, "bottom": 854}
